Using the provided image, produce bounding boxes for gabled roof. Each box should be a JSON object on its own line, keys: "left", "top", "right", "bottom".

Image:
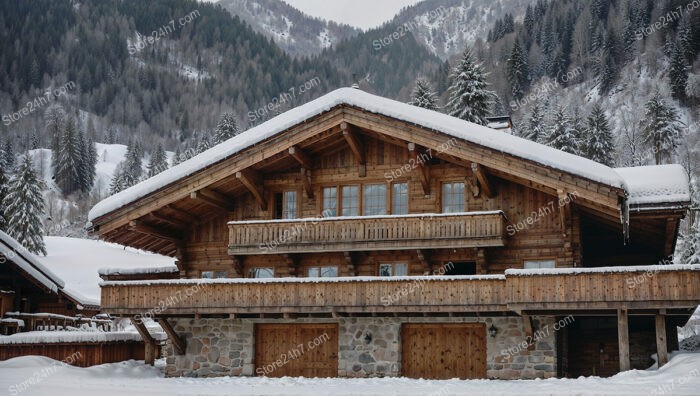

{"left": 88, "top": 88, "right": 688, "bottom": 222}
{"left": 0, "top": 231, "right": 100, "bottom": 308}
{"left": 615, "top": 165, "right": 691, "bottom": 207}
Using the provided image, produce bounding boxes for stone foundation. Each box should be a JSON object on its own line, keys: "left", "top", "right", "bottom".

{"left": 163, "top": 316, "right": 557, "bottom": 379}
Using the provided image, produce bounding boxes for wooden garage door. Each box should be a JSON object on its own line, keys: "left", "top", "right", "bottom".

{"left": 402, "top": 323, "right": 486, "bottom": 379}
{"left": 255, "top": 323, "right": 338, "bottom": 378}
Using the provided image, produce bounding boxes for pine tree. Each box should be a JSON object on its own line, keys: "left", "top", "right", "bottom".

{"left": 109, "top": 164, "right": 125, "bottom": 195}
{"left": 214, "top": 113, "right": 240, "bottom": 144}
{"left": 44, "top": 103, "right": 65, "bottom": 154}
{"left": 0, "top": 166, "right": 8, "bottom": 232}
{"left": 584, "top": 104, "right": 615, "bottom": 166}
{"left": 3, "top": 140, "right": 14, "bottom": 170}
{"left": 641, "top": 93, "right": 682, "bottom": 165}
{"left": 147, "top": 144, "right": 168, "bottom": 178}
{"left": 30, "top": 133, "right": 39, "bottom": 150}
{"left": 4, "top": 154, "right": 46, "bottom": 256}
{"left": 446, "top": 48, "right": 494, "bottom": 125}
{"left": 408, "top": 78, "right": 439, "bottom": 111}
{"left": 520, "top": 103, "right": 547, "bottom": 143}
{"left": 54, "top": 118, "right": 82, "bottom": 195}
{"left": 196, "top": 133, "right": 211, "bottom": 154}
{"left": 676, "top": 221, "right": 700, "bottom": 264}
{"left": 547, "top": 106, "right": 582, "bottom": 155}
{"left": 171, "top": 147, "right": 182, "bottom": 166}
{"left": 120, "top": 141, "right": 144, "bottom": 189}
{"left": 507, "top": 40, "right": 529, "bottom": 100}
{"left": 669, "top": 42, "right": 689, "bottom": 101}
{"left": 85, "top": 137, "right": 97, "bottom": 192}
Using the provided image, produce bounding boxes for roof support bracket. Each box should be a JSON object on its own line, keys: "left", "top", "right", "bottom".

{"left": 236, "top": 169, "right": 267, "bottom": 211}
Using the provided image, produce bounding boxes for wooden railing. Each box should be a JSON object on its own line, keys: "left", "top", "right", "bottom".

{"left": 100, "top": 266, "right": 700, "bottom": 315}
{"left": 228, "top": 211, "right": 507, "bottom": 255}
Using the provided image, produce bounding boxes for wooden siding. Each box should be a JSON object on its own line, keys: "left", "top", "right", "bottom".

{"left": 228, "top": 212, "right": 507, "bottom": 255}
{"left": 100, "top": 267, "right": 700, "bottom": 315}
{"left": 0, "top": 341, "right": 152, "bottom": 367}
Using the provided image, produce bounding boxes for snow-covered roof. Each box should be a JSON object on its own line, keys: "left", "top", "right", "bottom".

{"left": 89, "top": 88, "right": 689, "bottom": 221}
{"left": 614, "top": 165, "right": 691, "bottom": 206}
{"left": 0, "top": 331, "right": 166, "bottom": 344}
{"left": 98, "top": 266, "right": 179, "bottom": 276}
{"left": 0, "top": 231, "right": 99, "bottom": 308}
{"left": 506, "top": 264, "right": 700, "bottom": 276}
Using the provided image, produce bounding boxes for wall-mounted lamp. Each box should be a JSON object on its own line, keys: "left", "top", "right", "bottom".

{"left": 488, "top": 324, "right": 498, "bottom": 338}
{"left": 364, "top": 331, "right": 373, "bottom": 344}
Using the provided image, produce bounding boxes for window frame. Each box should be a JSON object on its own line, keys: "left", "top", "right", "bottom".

{"left": 363, "top": 183, "right": 387, "bottom": 216}
{"left": 441, "top": 181, "right": 466, "bottom": 213}
{"left": 247, "top": 267, "right": 275, "bottom": 278}
{"left": 378, "top": 262, "right": 408, "bottom": 276}
{"left": 391, "top": 182, "right": 409, "bottom": 215}
{"left": 341, "top": 185, "right": 360, "bottom": 217}
{"left": 523, "top": 259, "right": 556, "bottom": 269}
{"left": 307, "top": 266, "right": 339, "bottom": 278}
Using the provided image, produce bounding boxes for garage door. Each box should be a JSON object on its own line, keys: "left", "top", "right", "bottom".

{"left": 255, "top": 323, "right": 338, "bottom": 378}
{"left": 401, "top": 323, "right": 486, "bottom": 379}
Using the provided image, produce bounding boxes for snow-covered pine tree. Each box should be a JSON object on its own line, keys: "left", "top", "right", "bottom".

{"left": 214, "top": 113, "right": 240, "bottom": 144}
{"left": 584, "top": 103, "right": 615, "bottom": 166}
{"left": 4, "top": 154, "right": 46, "bottom": 255}
{"left": 641, "top": 93, "right": 682, "bottom": 165}
{"left": 520, "top": 102, "right": 546, "bottom": 143}
{"left": 446, "top": 48, "right": 494, "bottom": 125}
{"left": 669, "top": 42, "right": 689, "bottom": 101}
{"left": 408, "top": 78, "right": 439, "bottom": 111}
{"left": 196, "top": 133, "right": 211, "bottom": 154}
{"left": 85, "top": 136, "right": 97, "bottom": 192}
{"left": 676, "top": 221, "right": 700, "bottom": 264}
{"left": 44, "top": 103, "right": 65, "bottom": 155}
{"left": 147, "top": 144, "right": 168, "bottom": 178}
{"left": 54, "top": 117, "right": 83, "bottom": 195}
{"left": 119, "top": 141, "right": 144, "bottom": 189}
{"left": 546, "top": 105, "right": 582, "bottom": 155}
{"left": 171, "top": 147, "right": 182, "bottom": 167}
{"left": 3, "top": 139, "right": 15, "bottom": 170}
{"left": 109, "top": 164, "right": 125, "bottom": 195}
{"left": 507, "top": 39, "right": 529, "bottom": 100}
{"left": 0, "top": 166, "right": 8, "bottom": 232}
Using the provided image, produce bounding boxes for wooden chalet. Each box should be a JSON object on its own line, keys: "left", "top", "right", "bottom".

{"left": 89, "top": 88, "right": 699, "bottom": 380}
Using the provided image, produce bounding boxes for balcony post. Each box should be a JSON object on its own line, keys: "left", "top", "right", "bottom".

{"left": 617, "top": 308, "right": 630, "bottom": 372}
{"left": 655, "top": 314, "right": 668, "bottom": 367}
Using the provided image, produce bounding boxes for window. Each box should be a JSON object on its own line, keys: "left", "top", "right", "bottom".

{"left": 442, "top": 182, "right": 465, "bottom": 213}
{"left": 308, "top": 266, "right": 338, "bottom": 277}
{"left": 201, "top": 271, "right": 214, "bottom": 279}
{"left": 392, "top": 182, "right": 408, "bottom": 215}
{"left": 363, "top": 184, "right": 387, "bottom": 216}
{"left": 341, "top": 186, "right": 359, "bottom": 216}
{"left": 323, "top": 187, "right": 337, "bottom": 217}
{"left": 274, "top": 191, "right": 297, "bottom": 219}
{"left": 214, "top": 271, "right": 227, "bottom": 279}
{"left": 248, "top": 267, "right": 274, "bottom": 278}
{"left": 379, "top": 262, "right": 408, "bottom": 276}
{"left": 524, "top": 260, "right": 555, "bottom": 269}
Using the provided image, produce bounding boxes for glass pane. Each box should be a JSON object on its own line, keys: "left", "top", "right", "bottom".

{"left": 249, "top": 268, "right": 274, "bottom": 278}
{"left": 308, "top": 267, "right": 320, "bottom": 277}
{"left": 379, "top": 264, "right": 392, "bottom": 277}
{"left": 283, "top": 191, "right": 297, "bottom": 219}
{"left": 323, "top": 187, "right": 337, "bottom": 217}
{"left": 342, "top": 186, "right": 359, "bottom": 216}
{"left": 363, "top": 184, "right": 387, "bottom": 216}
{"left": 321, "top": 267, "right": 338, "bottom": 277}
{"left": 214, "top": 271, "right": 227, "bottom": 279}
{"left": 392, "top": 183, "right": 408, "bottom": 215}
{"left": 394, "top": 263, "right": 408, "bottom": 276}
{"left": 442, "top": 182, "right": 465, "bottom": 213}
{"left": 524, "top": 260, "right": 555, "bottom": 269}
{"left": 201, "top": 271, "right": 214, "bottom": 279}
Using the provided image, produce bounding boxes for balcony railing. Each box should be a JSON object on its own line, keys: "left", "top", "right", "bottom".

{"left": 228, "top": 211, "right": 507, "bottom": 255}
{"left": 100, "top": 265, "right": 700, "bottom": 316}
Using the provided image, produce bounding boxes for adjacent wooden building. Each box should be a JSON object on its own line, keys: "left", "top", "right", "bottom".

{"left": 90, "top": 88, "right": 700, "bottom": 379}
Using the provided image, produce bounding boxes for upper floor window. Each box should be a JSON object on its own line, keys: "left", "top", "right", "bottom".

{"left": 201, "top": 271, "right": 214, "bottom": 279}
{"left": 274, "top": 191, "right": 297, "bottom": 219}
{"left": 308, "top": 266, "right": 338, "bottom": 277}
{"left": 363, "top": 184, "right": 387, "bottom": 216}
{"left": 323, "top": 187, "right": 337, "bottom": 217}
{"left": 523, "top": 259, "right": 555, "bottom": 269}
{"left": 342, "top": 186, "right": 359, "bottom": 216}
{"left": 392, "top": 182, "right": 408, "bottom": 215}
{"left": 442, "top": 182, "right": 465, "bottom": 213}
{"left": 379, "top": 262, "right": 408, "bottom": 276}
{"left": 248, "top": 267, "right": 274, "bottom": 278}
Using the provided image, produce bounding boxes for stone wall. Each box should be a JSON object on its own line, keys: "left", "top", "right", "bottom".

{"left": 163, "top": 316, "right": 557, "bottom": 379}
{"left": 163, "top": 318, "right": 254, "bottom": 377}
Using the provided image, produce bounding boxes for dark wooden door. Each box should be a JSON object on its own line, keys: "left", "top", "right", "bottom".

{"left": 401, "top": 323, "right": 486, "bottom": 379}
{"left": 255, "top": 323, "right": 338, "bottom": 378}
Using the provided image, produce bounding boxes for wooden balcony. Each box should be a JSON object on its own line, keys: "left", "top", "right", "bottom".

{"left": 100, "top": 266, "right": 700, "bottom": 316}
{"left": 228, "top": 211, "right": 507, "bottom": 255}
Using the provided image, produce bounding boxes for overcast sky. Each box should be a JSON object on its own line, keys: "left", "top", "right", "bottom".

{"left": 282, "top": 0, "right": 424, "bottom": 30}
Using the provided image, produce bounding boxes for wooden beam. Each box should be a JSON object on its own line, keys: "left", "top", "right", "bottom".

{"left": 522, "top": 314, "right": 534, "bottom": 339}
{"left": 236, "top": 169, "right": 267, "bottom": 210}
{"left": 471, "top": 163, "right": 494, "bottom": 198}
{"left": 655, "top": 314, "right": 668, "bottom": 367}
{"left": 408, "top": 143, "right": 430, "bottom": 196}
{"left": 340, "top": 122, "right": 366, "bottom": 177}
{"left": 344, "top": 252, "right": 357, "bottom": 276}
{"left": 128, "top": 220, "right": 183, "bottom": 244}
{"left": 156, "top": 318, "right": 186, "bottom": 355}
{"left": 466, "top": 172, "right": 480, "bottom": 197}
{"left": 301, "top": 167, "right": 314, "bottom": 199}
{"left": 165, "top": 204, "right": 199, "bottom": 223}
{"left": 148, "top": 212, "right": 188, "bottom": 230}
{"left": 617, "top": 308, "right": 630, "bottom": 372}
{"left": 231, "top": 256, "right": 244, "bottom": 277}
{"left": 190, "top": 188, "right": 234, "bottom": 212}
{"left": 130, "top": 316, "right": 155, "bottom": 365}
{"left": 288, "top": 146, "right": 314, "bottom": 169}
{"left": 416, "top": 249, "right": 430, "bottom": 274}
{"left": 558, "top": 190, "right": 570, "bottom": 237}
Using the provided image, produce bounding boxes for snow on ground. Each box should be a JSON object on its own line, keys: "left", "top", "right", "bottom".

{"left": 0, "top": 353, "right": 699, "bottom": 395}
{"left": 39, "top": 237, "right": 176, "bottom": 303}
